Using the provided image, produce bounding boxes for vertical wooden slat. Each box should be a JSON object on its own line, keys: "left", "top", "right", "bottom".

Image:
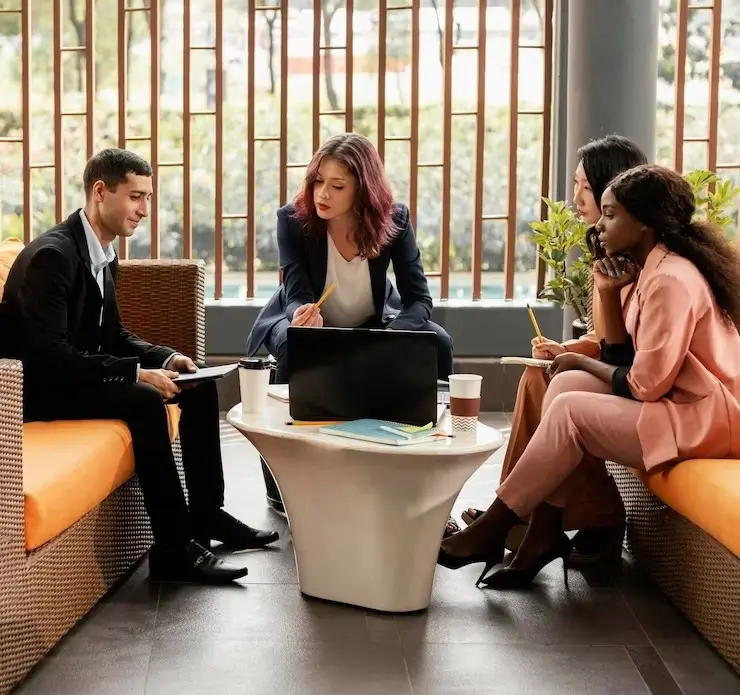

{"left": 149, "top": 0, "right": 160, "bottom": 258}
{"left": 377, "top": 0, "right": 387, "bottom": 161}
{"left": 21, "top": 2, "right": 31, "bottom": 243}
{"left": 53, "top": 0, "right": 63, "bottom": 222}
{"left": 673, "top": 0, "right": 688, "bottom": 171}
{"left": 409, "top": 0, "right": 420, "bottom": 229}
{"left": 707, "top": 0, "right": 722, "bottom": 175}
{"left": 279, "top": 0, "right": 288, "bottom": 204}
{"left": 471, "top": 0, "right": 487, "bottom": 300}
{"left": 505, "top": 0, "right": 521, "bottom": 300}
{"left": 247, "top": 0, "right": 257, "bottom": 298}
{"left": 440, "top": 0, "right": 453, "bottom": 299}
{"left": 85, "top": 0, "right": 95, "bottom": 158}
{"left": 345, "top": 0, "right": 354, "bottom": 131}
{"left": 182, "top": 0, "right": 192, "bottom": 258}
{"left": 214, "top": 0, "right": 224, "bottom": 298}
{"left": 537, "top": 0, "right": 554, "bottom": 295}
{"left": 117, "top": 0, "right": 128, "bottom": 258}
{"left": 312, "top": 0, "right": 321, "bottom": 152}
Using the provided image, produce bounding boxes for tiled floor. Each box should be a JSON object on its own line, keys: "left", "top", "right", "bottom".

{"left": 14, "top": 414, "right": 740, "bottom": 695}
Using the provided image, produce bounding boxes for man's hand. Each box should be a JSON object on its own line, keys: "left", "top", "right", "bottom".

{"left": 531, "top": 337, "right": 566, "bottom": 359}
{"left": 547, "top": 352, "right": 587, "bottom": 377}
{"left": 167, "top": 353, "right": 198, "bottom": 373}
{"left": 139, "top": 368, "right": 181, "bottom": 400}
{"left": 291, "top": 303, "right": 324, "bottom": 328}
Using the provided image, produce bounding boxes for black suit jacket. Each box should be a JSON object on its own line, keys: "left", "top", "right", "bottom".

{"left": 1, "top": 210, "right": 174, "bottom": 394}
{"left": 245, "top": 202, "right": 434, "bottom": 356}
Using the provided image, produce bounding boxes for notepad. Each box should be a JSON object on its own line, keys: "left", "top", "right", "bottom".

{"left": 268, "top": 384, "right": 290, "bottom": 403}
{"left": 319, "top": 419, "right": 448, "bottom": 446}
{"left": 171, "top": 364, "right": 238, "bottom": 383}
{"left": 500, "top": 356, "right": 552, "bottom": 369}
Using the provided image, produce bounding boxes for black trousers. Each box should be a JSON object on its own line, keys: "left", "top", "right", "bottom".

{"left": 25, "top": 380, "right": 225, "bottom": 547}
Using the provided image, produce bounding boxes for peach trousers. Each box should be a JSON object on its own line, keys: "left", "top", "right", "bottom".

{"left": 498, "top": 370, "right": 644, "bottom": 521}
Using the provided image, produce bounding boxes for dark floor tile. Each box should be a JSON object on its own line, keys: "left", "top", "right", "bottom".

{"left": 656, "top": 644, "right": 740, "bottom": 695}
{"left": 145, "top": 640, "right": 412, "bottom": 695}
{"left": 614, "top": 562, "right": 706, "bottom": 647}
{"left": 405, "top": 643, "right": 649, "bottom": 694}
{"left": 625, "top": 646, "right": 682, "bottom": 695}
{"left": 365, "top": 613, "right": 401, "bottom": 645}
{"left": 154, "top": 583, "right": 371, "bottom": 643}
{"left": 13, "top": 636, "right": 151, "bottom": 695}
{"left": 397, "top": 562, "right": 648, "bottom": 647}
{"left": 102, "top": 559, "right": 161, "bottom": 605}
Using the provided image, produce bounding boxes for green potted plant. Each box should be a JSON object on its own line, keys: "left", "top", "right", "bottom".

{"left": 529, "top": 198, "right": 592, "bottom": 338}
{"left": 530, "top": 169, "right": 740, "bottom": 339}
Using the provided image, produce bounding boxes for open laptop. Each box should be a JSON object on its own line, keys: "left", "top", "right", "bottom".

{"left": 285, "top": 326, "right": 446, "bottom": 426}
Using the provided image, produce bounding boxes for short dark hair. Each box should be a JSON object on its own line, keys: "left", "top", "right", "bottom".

{"left": 577, "top": 134, "right": 648, "bottom": 212}
{"left": 83, "top": 148, "right": 152, "bottom": 198}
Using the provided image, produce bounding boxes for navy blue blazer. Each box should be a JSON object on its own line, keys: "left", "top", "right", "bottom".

{"left": 245, "top": 202, "right": 433, "bottom": 356}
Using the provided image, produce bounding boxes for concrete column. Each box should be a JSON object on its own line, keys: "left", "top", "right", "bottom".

{"left": 560, "top": 0, "right": 660, "bottom": 338}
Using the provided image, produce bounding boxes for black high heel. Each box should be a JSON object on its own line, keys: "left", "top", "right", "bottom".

{"left": 437, "top": 546, "right": 505, "bottom": 586}
{"left": 479, "top": 533, "right": 573, "bottom": 590}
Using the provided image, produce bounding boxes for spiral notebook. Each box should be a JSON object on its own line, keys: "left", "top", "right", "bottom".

{"left": 500, "top": 356, "right": 552, "bottom": 369}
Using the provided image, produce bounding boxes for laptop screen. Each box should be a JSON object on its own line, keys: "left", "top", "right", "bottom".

{"left": 286, "top": 327, "right": 439, "bottom": 425}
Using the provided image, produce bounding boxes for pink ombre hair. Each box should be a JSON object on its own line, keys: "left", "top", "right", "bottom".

{"left": 292, "top": 133, "right": 397, "bottom": 259}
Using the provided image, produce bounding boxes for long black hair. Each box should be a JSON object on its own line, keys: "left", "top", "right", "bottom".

{"left": 578, "top": 135, "right": 648, "bottom": 260}
{"left": 609, "top": 164, "right": 740, "bottom": 329}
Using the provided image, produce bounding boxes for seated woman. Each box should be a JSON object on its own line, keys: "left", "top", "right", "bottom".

{"left": 245, "top": 132, "right": 453, "bottom": 382}
{"left": 458, "top": 134, "right": 648, "bottom": 565}
{"left": 439, "top": 163, "right": 740, "bottom": 589}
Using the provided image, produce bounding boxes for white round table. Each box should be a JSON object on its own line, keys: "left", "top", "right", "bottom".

{"left": 227, "top": 400, "right": 503, "bottom": 613}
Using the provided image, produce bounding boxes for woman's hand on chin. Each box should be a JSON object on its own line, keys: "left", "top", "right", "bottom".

{"left": 593, "top": 255, "right": 638, "bottom": 294}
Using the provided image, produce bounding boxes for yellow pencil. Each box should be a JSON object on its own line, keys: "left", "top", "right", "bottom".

{"left": 315, "top": 282, "right": 336, "bottom": 309}
{"left": 526, "top": 303, "right": 544, "bottom": 343}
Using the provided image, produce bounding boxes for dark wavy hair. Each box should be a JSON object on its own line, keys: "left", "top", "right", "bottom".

{"left": 608, "top": 164, "right": 740, "bottom": 328}
{"left": 578, "top": 134, "right": 648, "bottom": 260}
{"left": 292, "top": 133, "right": 396, "bottom": 259}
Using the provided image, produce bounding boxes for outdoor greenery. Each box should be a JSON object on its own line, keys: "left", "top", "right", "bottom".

{"left": 532, "top": 169, "right": 740, "bottom": 319}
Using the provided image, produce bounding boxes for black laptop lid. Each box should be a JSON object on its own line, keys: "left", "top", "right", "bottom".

{"left": 286, "top": 326, "right": 438, "bottom": 425}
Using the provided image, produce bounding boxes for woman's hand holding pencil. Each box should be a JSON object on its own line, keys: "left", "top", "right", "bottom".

{"left": 290, "top": 282, "right": 336, "bottom": 328}
{"left": 526, "top": 303, "right": 566, "bottom": 359}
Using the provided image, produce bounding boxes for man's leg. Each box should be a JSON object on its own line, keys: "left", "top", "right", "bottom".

{"left": 174, "top": 381, "right": 280, "bottom": 548}
{"left": 26, "top": 383, "right": 251, "bottom": 583}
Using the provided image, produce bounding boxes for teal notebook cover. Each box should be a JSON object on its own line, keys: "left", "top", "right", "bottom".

{"left": 318, "top": 419, "right": 444, "bottom": 446}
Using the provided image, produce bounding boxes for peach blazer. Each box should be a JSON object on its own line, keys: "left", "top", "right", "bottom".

{"left": 625, "top": 244, "right": 740, "bottom": 470}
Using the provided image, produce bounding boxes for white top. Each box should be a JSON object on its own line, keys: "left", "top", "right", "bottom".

{"left": 226, "top": 400, "right": 504, "bottom": 458}
{"left": 319, "top": 234, "right": 375, "bottom": 328}
{"left": 79, "top": 209, "right": 116, "bottom": 325}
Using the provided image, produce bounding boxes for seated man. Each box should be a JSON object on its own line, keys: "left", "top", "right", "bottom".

{"left": 1, "top": 147, "right": 278, "bottom": 584}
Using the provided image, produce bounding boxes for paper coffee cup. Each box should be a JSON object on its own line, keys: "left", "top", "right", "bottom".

{"left": 239, "top": 357, "right": 273, "bottom": 414}
{"left": 448, "top": 374, "right": 482, "bottom": 434}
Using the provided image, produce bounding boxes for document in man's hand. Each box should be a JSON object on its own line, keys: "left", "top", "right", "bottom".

{"left": 171, "top": 364, "right": 238, "bottom": 384}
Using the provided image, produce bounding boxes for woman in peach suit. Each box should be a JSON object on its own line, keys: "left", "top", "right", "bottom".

{"left": 460, "top": 135, "right": 647, "bottom": 564}
{"left": 439, "top": 164, "right": 740, "bottom": 589}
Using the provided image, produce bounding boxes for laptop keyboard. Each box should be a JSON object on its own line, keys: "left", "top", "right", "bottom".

{"left": 437, "top": 391, "right": 450, "bottom": 405}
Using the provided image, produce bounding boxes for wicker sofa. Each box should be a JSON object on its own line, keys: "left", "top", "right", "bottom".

{"left": 0, "top": 254, "right": 206, "bottom": 694}
{"left": 607, "top": 462, "right": 740, "bottom": 675}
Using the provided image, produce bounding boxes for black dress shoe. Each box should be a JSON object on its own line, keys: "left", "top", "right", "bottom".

{"left": 149, "top": 541, "right": 249, "bottom": 584}
{"left": 194, "top": 510, "right": 280, "bottom": 551}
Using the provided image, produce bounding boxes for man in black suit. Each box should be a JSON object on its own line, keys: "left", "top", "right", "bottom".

{"left": 2, "top": 148, "right": 279, "bottom": 584}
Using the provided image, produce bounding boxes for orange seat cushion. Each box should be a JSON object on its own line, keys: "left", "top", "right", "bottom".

{"left": 635, "top": 458, "right": 740, "bottom": 559}
{"left": 0, "top": 237, "right": 24, "bottom": 298}
{"left": 23, "top": 404, "right": 181, "bottom": 551}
